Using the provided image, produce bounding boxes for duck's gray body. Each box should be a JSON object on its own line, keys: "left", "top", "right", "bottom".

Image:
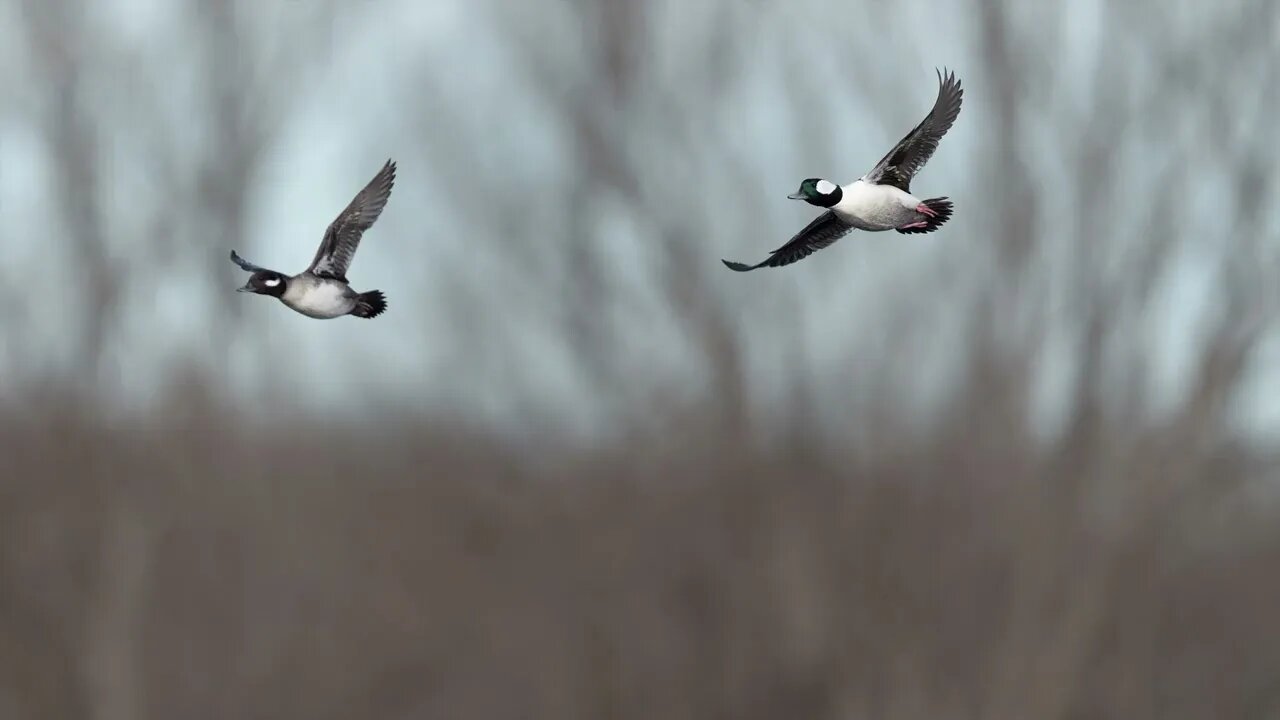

{"left": 280, "top": 274, "right": 362, "bottom": 319}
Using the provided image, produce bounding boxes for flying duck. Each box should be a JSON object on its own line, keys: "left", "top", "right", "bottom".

{"left": 231, "top": 159, "right": 396, "bottom": 319}
{"left": 723, "top": 68, "right": 963, "bottom": 272}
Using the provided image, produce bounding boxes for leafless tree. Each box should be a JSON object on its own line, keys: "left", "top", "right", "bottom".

{"left": 14, "top": 0, "right": 337, "bottom": 393}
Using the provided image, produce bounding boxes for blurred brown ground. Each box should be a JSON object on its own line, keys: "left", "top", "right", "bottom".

{"left": 3, "top": 376, "right": 1278, "bottom": 720}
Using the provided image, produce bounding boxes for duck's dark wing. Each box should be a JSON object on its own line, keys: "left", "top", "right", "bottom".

{"left": 721, "top": 211, "right": 854, "bottom": 272}
{"left": 230, "top": 249, "right": 268, "bottom": 273}
{"left": 862, "top": 68, "right": 963, "bottom": 193}
{"left": 308, "top": 159, "right": 397, "bottom": 281}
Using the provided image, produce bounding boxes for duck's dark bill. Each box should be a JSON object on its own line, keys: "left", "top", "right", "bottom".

{"left": 236, "top": 285, "right": 253, "bottom": 293}
{"left": 787, "top": 192, "right": 806, "bottom": 200}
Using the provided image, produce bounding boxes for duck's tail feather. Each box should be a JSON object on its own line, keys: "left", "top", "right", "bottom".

{"left": 351, "top": 290, "right": 387, "bottom": 319}
{"left": 896, "top": 197, "right": 954, "bottom": 235}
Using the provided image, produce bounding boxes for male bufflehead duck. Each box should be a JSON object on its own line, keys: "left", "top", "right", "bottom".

{"left": 723, "top": 69, "right": 963, "bottom": 272}
{"left": 231, "top": 159, "right": 396, "bottom": 319}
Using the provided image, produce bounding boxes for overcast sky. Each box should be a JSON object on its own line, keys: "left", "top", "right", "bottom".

{"left": 2, "top": 0, "right": 1275, "bottom": 446}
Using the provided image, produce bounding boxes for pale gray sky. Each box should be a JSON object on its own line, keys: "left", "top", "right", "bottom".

{"left": 2, "top": 0, "right": 1275, "bottom": 446}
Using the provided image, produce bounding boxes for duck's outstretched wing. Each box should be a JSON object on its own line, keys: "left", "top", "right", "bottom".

{"left": 722, "top": 211, "right": 854, "bottom": 272}
{"left": 862, "top": 68, "right": 963, "bottom": 192}
{"left": 308, "top": 159, "right": 397, "bottom": 282}
{"left": 229, "top": 249, "right": 267, "bottom": 273}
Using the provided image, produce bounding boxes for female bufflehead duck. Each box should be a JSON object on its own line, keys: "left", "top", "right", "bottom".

{"left": 231, "top": 159, "right": 396, "bottom": 319}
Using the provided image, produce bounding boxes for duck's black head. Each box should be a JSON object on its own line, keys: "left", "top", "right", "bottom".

{"left": 237, "top": 270, "right": 288, "bottom": 298}
{"left": 788, "top": 178, "right": 842, "bottom": 208}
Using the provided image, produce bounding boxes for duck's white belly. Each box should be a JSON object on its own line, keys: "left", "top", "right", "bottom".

{"left": 835, "top": 180, "right": 920, "bottom": 231}
{"left": 281, "top": 277, "right": 356, "bottom": 319}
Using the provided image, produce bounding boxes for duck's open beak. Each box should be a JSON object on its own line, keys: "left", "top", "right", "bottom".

{"left": 787, "top": 192, "right": 806, "bottom": 200}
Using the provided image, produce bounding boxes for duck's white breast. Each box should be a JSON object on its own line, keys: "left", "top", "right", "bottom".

{"left": 282, "top": 277, "right": 356, "bottom": 319}
{"left": 836, "top": 181, "right": 920, "bottom": 231}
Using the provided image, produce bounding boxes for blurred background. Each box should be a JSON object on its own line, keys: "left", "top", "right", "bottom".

{"left": 2, "top": 0, "right": 1279, "bottom": 717}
